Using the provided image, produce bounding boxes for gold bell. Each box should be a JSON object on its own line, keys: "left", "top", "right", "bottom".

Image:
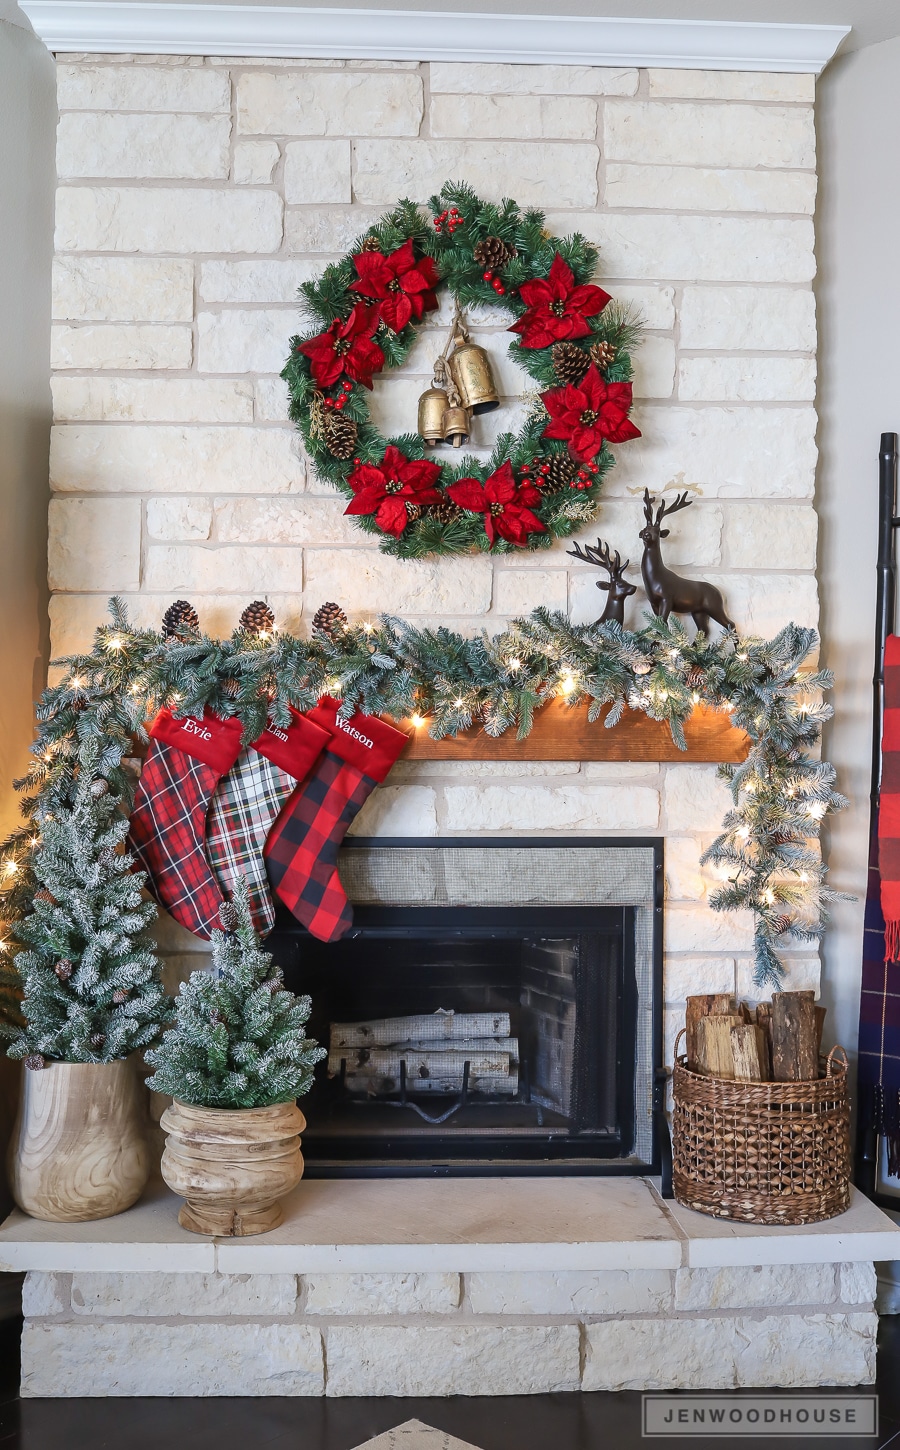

{"left": 448, "top": 340, "right": 499, "bottom": 415}
{"left": 442, "top": 402, "right": 470, "bottom": 448}
{"left": 417, "top": 384, "right": 450, "bottom": 447}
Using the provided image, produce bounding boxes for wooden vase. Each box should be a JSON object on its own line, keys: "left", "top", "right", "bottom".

{"left": 7, "top": 1058, "right": 151, "bottom": 1222}
{"left": 159, "top": 1099, "right": 306, "bottom": 1236}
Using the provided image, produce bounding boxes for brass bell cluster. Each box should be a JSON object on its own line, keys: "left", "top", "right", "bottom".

{"left": 417, "top": 305, "right": 499, "bottom": 450}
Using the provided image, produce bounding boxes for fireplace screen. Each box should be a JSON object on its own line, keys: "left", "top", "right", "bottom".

{"left": 270, "top": 838, "right": 662, "bottom": 1175}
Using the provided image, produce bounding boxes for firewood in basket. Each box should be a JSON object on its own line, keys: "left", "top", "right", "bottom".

{"left": 694, "top": 1013, "right": 740, "bottom": 1079}
{"left": 771, "top": 990, "right": 818, "bottom": 1082}
{"left": 730, "top": 1024, "right": 764, "bottom": 1082}
{"left": 685, "top": 993, "right": 734, "bottom": 1068}
{"left": 815, "top": 1005, "right": 827, "bottom": 1055}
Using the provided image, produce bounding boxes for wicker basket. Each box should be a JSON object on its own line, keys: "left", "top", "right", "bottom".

{"left": 671, "top": 1030, "right": 851, "bottom": 1225}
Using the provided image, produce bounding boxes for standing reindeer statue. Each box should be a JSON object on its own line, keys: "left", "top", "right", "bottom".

{"left": 639, "top": 489, "right": 735, "bottom": 634}
{"left": 566, "top": 538, "right": 637, "bottom": 625}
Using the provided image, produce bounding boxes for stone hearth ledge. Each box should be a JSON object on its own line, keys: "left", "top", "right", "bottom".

{"left": 0, "top": 1177, "right": 896, "bottom": 1274}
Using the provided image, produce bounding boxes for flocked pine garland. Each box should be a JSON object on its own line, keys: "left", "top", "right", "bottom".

{"left": 282, "top": 182, "right": 643, "bottom": 560}
{"left": 0, "top": 599, "right": 846, "bottom": 1001}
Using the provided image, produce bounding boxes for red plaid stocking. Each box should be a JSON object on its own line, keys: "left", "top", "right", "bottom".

{"left": 128, "top": 709, "right": 243, "bottom": 940}
{"left": 265, "top": 697, "right": 408, "bottom": 941}
{"left": 205, "top": 709, "right": 329, "bottom": 937}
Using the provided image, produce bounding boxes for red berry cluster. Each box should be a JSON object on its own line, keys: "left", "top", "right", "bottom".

{"left": 434, "top": 206, "right": 464, "bottom": 235}
{"left": 323, "top": 379, "right": 354, "bottom": 412}
{"left": 573, "top": 462, "right": 600, "bottom": 490}
{"left": 482, "top": 269, "right": 506, "bottom": 297}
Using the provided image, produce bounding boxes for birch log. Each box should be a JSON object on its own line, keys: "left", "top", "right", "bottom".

{"left": 329, "top": 1048, "right": 513, "bottom": 1081}
{"left": 329, "top": 1012, "right": 512, "bottom": 1050}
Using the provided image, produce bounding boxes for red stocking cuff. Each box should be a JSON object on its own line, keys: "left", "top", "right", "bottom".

{"left": 148, "top": 708, "right": 244, "bottom": 774}
{"left": 307, "top": 696, "right": 409, "bottom": 781}
{"left": 252, "top": 708, "right": 330, "bottom": 780}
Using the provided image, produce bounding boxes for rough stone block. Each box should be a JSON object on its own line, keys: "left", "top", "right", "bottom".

{"left": 237, "top": 71, "right": 424, "bottom": 135}
{"left": 665, "top": 836, "right": 711, "bottom": 903}
{"left": 52, "top": 257, "right": 194, "bottom": 322}
{"left": 48, "top": 497, "right": 141, "bottom": 591}
{"left": 22, "top": 1273, "right": 67, "bottom": 1318}
{"left": 56, "top": 63, "right": 231, "bottom": 112}
{"left": 355, "top": 140, "right": 599, "bottom": 209}
{"left": 723, "top": 502, "right": 818, "bottom": 571}
{"left": 346, "top": 786, "right": 438, "bottom": 838}
{"left": 467, "top": 1270, "right": 672, "bottom": 1315}
{"left": 704, "top": 572, "right": 819, "bottom": 636}
{"left": 664, "top": 955, "right": 735, "bottom": 1001}
{"left": 665, "top": 765, "right": 728, "bottom": 833}
{"left": 51, "top": 323, "right": 192, "bottom": 370}
{"left": 145, "top": 544, "right": 301, "bottom": 594}
{"left": 680, "top": 286, "right": 816, "bottom": 352}
{"left": 582, "top": 762, "right": 659, "bottom": 780}
{"left": 733, "top": 1314, "right": 877, "bottom": 1388}
{"left": 840, "top": 1263, "right": 877, "bottom": 1305}
{"left": 604, "top": 164, "right": 816, "bottom": 215}
{"left": 604, "top": 101, "right": 815, "bottom": 170}
{"left": 146, "top": 497, "right": 213, "bottom": 541}
{"left": 56, "top": 113, "right": 231, "bottom": 180}
{"left": 303, "top": 551, "right": 492, "bottom": 616}
{"left": 55, "top": 187, "right": 283, "bottom": 255}
{"left": 603, "top": 405, "right": 817, "bottom": 501}
{"left": 216, "top": 496, "right": 360, "bottom": 547}
{"left": 233, "top": 140, "right": 280, "bottom": 185}
{"left": 52, "top": 377, "right": 254, "bottom": 424}
{"left": 50, "top": 426, "right": 304, "bottom": 495}
{"left": 678, "top": 357, "right": 816, "bottom": 403}
{"left": 21, "top": 1322, "right": 323, "bottom": 1396}
{"left": 633, "top": 335, "right": 676, "bottom": 399}
{"left": 197, "top": 309, "right": 294, "bottom": 373}
{"left": 283, "top": 139, "right": 352, "bottom": 203}
{"left": 429, "top": 62, "right": 637, "bottom": 95}
{"left": 494, "top": 570, "right": 567, "bottom": 616}
{"left": 304, "top": 1273, "right": 459, "bottom": 1314}
{"left": 674, "top": 1264, "right": 836, "bottom": 1312}
{"left": 648, "top": 70, "right": 816, "bottom": 102}
{"left": 569, "top": 499, "right": 722, "bottom": 573}
{"left": 443, "top": 785, "right": 659, "bottom": 833}
{"left": 665, "top": 905, "right": 755, "bottom": 955}
{"left": 285, "top": 207, "right": 383, "bottom": 253}
{"left": 324, "top": 1324, "right": 580, "bottom": 1396}
{"left": 615, "top": 284, "right": 676, "bottom": 331}
{"left": 547, "top": 213, "right": 815, "bottom": 284}
{"left": 199, "top": 259, "right": 325, "bottom": 304}
{"left": 255, "top": 378, "right": 292, "bottom": 422}
{"left": 431, "top": 94, "right": 597, "bottom": 140}
{"left": 70, "top": 1272, "right": 298, "bottom": 1316}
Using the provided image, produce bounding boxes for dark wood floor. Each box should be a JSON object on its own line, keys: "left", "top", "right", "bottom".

{"left": 1, "top": 1316, "right": 898, "bottom": 1450}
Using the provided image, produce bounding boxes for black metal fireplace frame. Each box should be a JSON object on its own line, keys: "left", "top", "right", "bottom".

{"left": 270, "top": 835, "right": 665, "bottom": 1179}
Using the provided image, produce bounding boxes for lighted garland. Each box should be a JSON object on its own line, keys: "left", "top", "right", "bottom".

{"left": 282, "top": 181, "right": 643, "bottom": 560}
{"left": 0, "top": 601, "right": 847, "bottom": 998}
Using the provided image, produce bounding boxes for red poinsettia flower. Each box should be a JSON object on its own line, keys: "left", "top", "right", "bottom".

{"left": 351, "top": 238, "right": 440, "bottom": 333}
{"left": 541, "top": 365, "right": 641, "bottom": 462}
{"left": 447, "top": 460, "right": 547, "bottom": 548}
{"left": 509, "top": 253, "right": 611, "bottom": 350}
{"left": 298, "top": 303, "right": 385, "bottom": 391}
{"left": 344, "top": 445, "right": 443, "bottom": 537}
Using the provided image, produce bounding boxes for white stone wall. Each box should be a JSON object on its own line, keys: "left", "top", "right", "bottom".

{"left": 19, "top": 1264, "right": 876, "bottom": 1394}
{"left": 48, "top": 55, "right": 821, "bottom": 1029}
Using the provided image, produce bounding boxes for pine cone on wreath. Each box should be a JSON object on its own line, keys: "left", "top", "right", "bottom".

{"left": 239, "top": 600, "right": 276, "bottom": 637}
{"left": 324, "top": 413, "right": 359, "bottom": 460}
{"left": 430, "top": 496, "right": 463, "bottom": 526}
{"left": 473, "top": 235, "right": 514, "bottom": 272}
{"left": 218, "top": 900, "right": 239, "bottom": 932}
{"left": 540, "top": 454, "right": 578, "bottom": 494}
{"left": 551, "top": 342, "right": 590, "bottom": 387}
{"left": 590, "top": 340, "right": 617, "bottom": 372}
{"left": 360, "top": 233, "right": 382, "bottom": 252}
{"left": 313, "top": 601, "right": 348, "bottom": 638}
{"left": 162, "top": 599, "right": 200, "bottom": 640}
{"left": 24, "top": 1054, "right": 46, "bottom": 1071}
{"left": 405, "top": 503, "right": 421, "bottom": 525}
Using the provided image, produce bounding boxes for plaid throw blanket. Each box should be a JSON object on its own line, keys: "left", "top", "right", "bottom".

{"left": 858, "top": 634, "right": 900, "bottom": 1174}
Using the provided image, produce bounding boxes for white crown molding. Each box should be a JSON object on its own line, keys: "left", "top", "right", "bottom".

{"left": 20, "top": 3, "right": 850, "bottom": 73}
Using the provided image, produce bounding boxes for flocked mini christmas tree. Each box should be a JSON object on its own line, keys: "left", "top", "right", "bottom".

{"left": 5, "top": 744, "right": 170, "bottom": 1067}
{"left": 145, "top": 875, "right": 325, "bottom": 1109}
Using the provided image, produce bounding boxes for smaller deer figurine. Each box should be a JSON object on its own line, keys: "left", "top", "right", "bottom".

{"left": 640, "top": 489, "right": 735, "bottom": 634}
{"left": 566, "top": 537, "right": 637, "bottom": 625}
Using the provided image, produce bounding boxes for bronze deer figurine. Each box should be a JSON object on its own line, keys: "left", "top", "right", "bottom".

{"left": 640, "top": 489, "right": 735, "bottom": 634}
{"left": 567, "top": 537, "right": 637, "bottom": 625}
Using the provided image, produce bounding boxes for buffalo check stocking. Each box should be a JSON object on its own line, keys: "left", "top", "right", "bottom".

{"left": 205, "top": 709, "right": 330, "bottom": 937}
{"left": 265, "top": 697, "right": 408, "bottom": 941}
{"left": 128, "top": 708, "right": 243, "bottom": 940}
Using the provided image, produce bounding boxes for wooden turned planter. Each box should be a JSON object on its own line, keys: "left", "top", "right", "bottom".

{"left": 160, "top": 1099, "right": 306, "bottom": 1237}
{"left": 7, "top": 1058, "right": 150, "bottom": 1223}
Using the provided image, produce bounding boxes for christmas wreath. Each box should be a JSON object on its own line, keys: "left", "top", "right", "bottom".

{"left": 282, "top": 182, "right": 643, "bottom": 560}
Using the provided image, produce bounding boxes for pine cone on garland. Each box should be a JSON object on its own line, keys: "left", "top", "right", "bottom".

{"left": 112, "top": 989, "right": 129, "bottom": 1005}
{"left": 24, "top": 1054, "right": 46, "bottom": 1071}
{"left": 430, "top": 496, "right": 463, "bottom": 526}
{"left": 162, "top": 599, "right": 200, "bottom": 640}
{"left": 222, "top": 678, "right": 242, "bottom": 699}
{"left": 98, "top": 848, "right": 118, "bottom": 869}
{"left": 90, "top": 778, "right": 109, "bottom": 799}
{"left": 324, "top": 413, "right": 359, "bottom": 460}
{"left": 218, "top": 900, "right": 239, "bottom": 932}
{"left": 686, "top": 666, "right": 705, "bottom": 690}
{"left": 771, "top": 914, "right": 793, "bottom": 935}
{"left": 33, "top": 889, "right": 56, "bottom": 907}
{"left": 55, "top": 958, "right": 73, "bottom": 982}
{"left": 473, "top": 235, "right": 514, "bottom": 272}
{"left": 313, "top": 601, "right": 348, "bottom": 638}
{"left": 551, "top": 342, "right": 590, "bottom": 387}
{"left": 590, "top": 340, "right": 617, "bottom": 371}
{"left": 539, "top": 454, "right": 578, "bottom": 494}
{"left": 90, "top": 1032, "right": 106, "bottom": 1048}
{"left": 239, "top": 600, "right": 276, "bottom": 637}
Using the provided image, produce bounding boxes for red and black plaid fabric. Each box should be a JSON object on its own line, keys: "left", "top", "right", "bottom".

{"left": 265, "top": 697, "right": 408, "bottom": 942}
{"left": 128, "top": 709, "right": 243, "bottom": 941}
